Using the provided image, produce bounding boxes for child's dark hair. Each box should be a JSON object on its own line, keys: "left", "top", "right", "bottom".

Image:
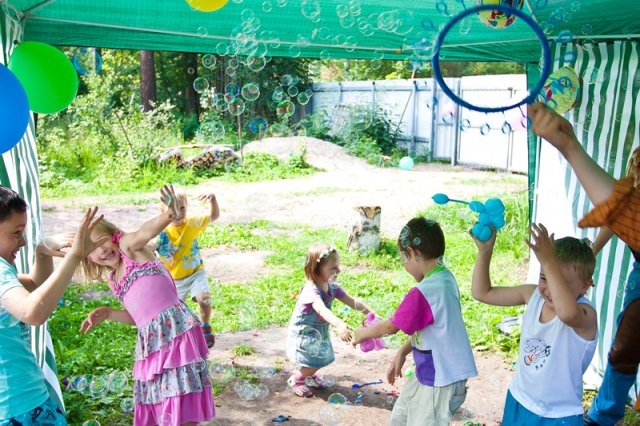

{"left": 398, "top": 217, "right": 445, "bottom": 260}
{"left": 304, "top": 243, "right": 338, "bottom": 283}
{"left": 0, "top": 186, "right": 27, "bottom": 222}
{"left": 554, "top": 237, "right": 596, "bottom": 281}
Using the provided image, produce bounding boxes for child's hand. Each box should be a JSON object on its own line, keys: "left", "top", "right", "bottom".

{"left": 69, "top": 207, "right": 107, "bottom": 259}
{"left": 338, "top": 323, "right": 352, "bottom": 342}
{"left": 387, "top": 351, "right": 407, "bottom": 386}
{"left": 526, "top": 223, "right": 556, "bottom": 265}
{"left": 160, "top": 184, "right": 183, "bottom": 222}
{"left": 197, "top": 193, "right": 216, "bottom": 203}
{"left": 36, "top": 232, "right": 75, "bottom": 258}
{"left": 351, "top": 326, "right": 366, "bottom": 346}
{"left": 79, "top": 307, "right": 111, "bottom": 333}
{"left": 469, "top": 226, "right": 497, "bottom": 252}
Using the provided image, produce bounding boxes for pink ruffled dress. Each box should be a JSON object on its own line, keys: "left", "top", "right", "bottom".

{"left": 109, "top": 233, "right": 215, "bottom": 426}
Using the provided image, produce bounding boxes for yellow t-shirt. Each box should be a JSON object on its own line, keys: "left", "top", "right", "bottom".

{"left": 155, "top": 215, "right": 210, "bottom": 280}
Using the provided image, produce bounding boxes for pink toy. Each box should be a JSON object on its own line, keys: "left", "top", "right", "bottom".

{"left": 360, "top": 312, "right": 385, "bottom": 352}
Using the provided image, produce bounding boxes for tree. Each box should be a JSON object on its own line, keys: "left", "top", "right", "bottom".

{"left": 140, "top": 50, "right": 157, "bottom": 112}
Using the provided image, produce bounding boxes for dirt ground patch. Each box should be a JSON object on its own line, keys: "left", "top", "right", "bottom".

{"left": 42, "top": 138, "right": 527, "bottom": 425}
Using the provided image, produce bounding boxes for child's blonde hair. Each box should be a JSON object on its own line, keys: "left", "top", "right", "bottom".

{"left": 554, "top": 237, "right": 596, "bottom": 282}
{"left": 80, "top": 219, "right": 121, "bottom": 281}
{"left": 304, "top": 243, "right": 338, "bottom": 283}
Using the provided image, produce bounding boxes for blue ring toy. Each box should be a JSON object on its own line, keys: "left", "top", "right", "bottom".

{"left": 432, "top": 4, "right": 551, "bottom": 113}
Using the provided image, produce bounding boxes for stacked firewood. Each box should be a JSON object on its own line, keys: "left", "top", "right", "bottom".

{"left": 158, "top": 145, "right": 239, "bottom": 170}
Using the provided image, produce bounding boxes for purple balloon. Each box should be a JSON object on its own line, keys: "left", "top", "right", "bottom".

{"left": 0, "top": 64, "right": 29, "bottom": 153}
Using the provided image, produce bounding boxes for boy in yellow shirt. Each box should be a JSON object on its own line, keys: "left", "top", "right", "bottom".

{"left": 154, "top": 190, "right": 219, "bottom": 348}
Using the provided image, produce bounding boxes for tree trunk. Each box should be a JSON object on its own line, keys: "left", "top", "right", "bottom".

{"left": 184, "top": 52, "right": 200, "bottom": 117}
{"left": 140, "top": 50, "right": 157, "bottom": 112}
{"left": 347, "top": 206, "right": 381, "bottom": 255}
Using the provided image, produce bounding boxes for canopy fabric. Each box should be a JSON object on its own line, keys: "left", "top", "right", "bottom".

{"left": 3, "top": 0, "right": 639, "bottom": 63}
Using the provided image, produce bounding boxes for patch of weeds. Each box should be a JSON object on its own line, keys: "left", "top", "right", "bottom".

{"left": 231, "top": 344, "right": 256, "bottom": 357}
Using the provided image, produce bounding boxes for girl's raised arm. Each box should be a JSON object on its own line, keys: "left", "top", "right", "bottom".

{"left": 121, "top": 185, "right": 184, "bottom": 253}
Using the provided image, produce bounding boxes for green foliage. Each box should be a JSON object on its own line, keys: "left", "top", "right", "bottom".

{"left": 298, "top": 106, "right": 398, "bottom": 165}
{"left": 220, "top": 151, "right": 316, "bottom": 183}
{"left": 48, "top": 283, "right": 136, "bottom": 425}
{"left": 231, "top": 344, "right": 256, "bottom": 357}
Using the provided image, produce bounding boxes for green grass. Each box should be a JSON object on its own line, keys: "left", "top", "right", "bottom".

{"left": 41, "top": 152, "right": 317, "bottom": 199}
{"left": 51, "top": 187, "right": 640, "bottom": 424}
{"left": 50, "top": 190, "right": 531, "bottom": 422}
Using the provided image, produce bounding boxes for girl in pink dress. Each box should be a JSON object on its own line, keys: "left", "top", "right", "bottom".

{"left": 79, "top": 185, "right": 215, "bottom": 426}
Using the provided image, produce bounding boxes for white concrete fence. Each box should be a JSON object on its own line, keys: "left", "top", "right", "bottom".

{"left": 311, "top": 74, "right": 529, "bottom": 174}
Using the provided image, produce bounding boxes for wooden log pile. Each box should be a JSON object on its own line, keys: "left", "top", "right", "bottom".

{"left": 158, "top": 145, "right": 240, "bottom": 170}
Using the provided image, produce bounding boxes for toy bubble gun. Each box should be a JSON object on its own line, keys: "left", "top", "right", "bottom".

{"left": 360, "top": 312, "right": 385, "bottom": 352}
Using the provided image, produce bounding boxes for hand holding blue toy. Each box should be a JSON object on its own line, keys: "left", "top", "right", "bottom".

{"left": 432, "top": 193, "right": 505, "bottom": 241}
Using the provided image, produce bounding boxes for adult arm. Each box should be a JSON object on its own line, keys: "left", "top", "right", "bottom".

{"left": 529, "top": 102, "right": 616, "bottom": 205}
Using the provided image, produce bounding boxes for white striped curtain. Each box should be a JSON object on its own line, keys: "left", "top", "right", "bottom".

{"left": 0, "top": 6, "right": 65, "bottom": 412}
{"left": 531, "top": 40, "right": 640, "bottom": 398}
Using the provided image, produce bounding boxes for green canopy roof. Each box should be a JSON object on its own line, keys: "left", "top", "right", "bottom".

{"left": 4, "top": 0, "right": 639, "bottom": 63}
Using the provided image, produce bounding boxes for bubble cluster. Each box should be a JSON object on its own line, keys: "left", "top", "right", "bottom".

{"left": 234, "top": 379, "right": 270, "bottom": 401}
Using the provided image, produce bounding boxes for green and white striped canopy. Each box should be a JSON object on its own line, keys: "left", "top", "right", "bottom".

{"left": 2, "top": 0, "right": 639, "bottom": 62}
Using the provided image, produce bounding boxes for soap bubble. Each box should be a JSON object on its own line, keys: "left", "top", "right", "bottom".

{"left": 225, "top": 83, "right": 241, "bottom": 97}
{"left": 109, "top": 371, "right": 129, "bottom": 393}
{"left": 193, "top": 77, "right": 210, "bottom": 94}
{"left": 229, "top": 98, "right": 245, "bottom": 115}
{"left": 287, "top": 86, "right": 299, "bottom": 97}
{"left": 327, "top": 392, "right": 348, "bottom": 404}
{"left": 301, "top": 0, "right": 321, "bottom": 20}
{"left": 89, "top": 375, "right": 109, "bottom": 398}
{"left": 241, "top": 83, "right": 261, "bottom": 101}
{"left": 202, "top": 54, "right": 217, "bottom": 69}
{"left": 209, "top": 362, "right": 237, "bottom": 383}
{"left": 249, "top": 117, "right": 268, "bottom": 134}
{"left": 276, "top": 100, "right": 295, "bottom": 117}
{"left": 297, "top": 92, "right": 311, "bottom": 105}
{"left": 120, "top": 397, "right": 134, "bottom": 414}
{"left": 82, "top": 421, "right": 101, "bottom": 426}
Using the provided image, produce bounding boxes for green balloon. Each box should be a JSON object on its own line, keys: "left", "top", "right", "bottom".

{"left": 8, "top": 42, "right": 79, "bottom": 114}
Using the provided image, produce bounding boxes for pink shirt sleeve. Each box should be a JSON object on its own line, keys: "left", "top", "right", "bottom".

{"left": 330, "top": 282, "right": 346, "bottom": 299}
{"left": 390, "top": 287, "right": 435, "bottom": 335}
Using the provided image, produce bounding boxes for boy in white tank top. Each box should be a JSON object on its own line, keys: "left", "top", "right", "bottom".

{"left": 471, "top": 223, "right": 598, "bottom": 425}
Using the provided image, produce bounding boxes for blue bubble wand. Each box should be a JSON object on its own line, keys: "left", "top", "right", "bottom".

{"left": 432, "top": 193, "right": 506, "bottom": 241}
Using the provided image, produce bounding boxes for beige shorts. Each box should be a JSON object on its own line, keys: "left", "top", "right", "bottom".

{"left": 174, "top": 269, "right": 210, "bottom": 301}
{"left": 389, "top": 375, "right": 467, "bottom": 426}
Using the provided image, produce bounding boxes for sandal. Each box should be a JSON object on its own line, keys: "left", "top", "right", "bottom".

{"left": 306, "top": 374, "right": 327, "bottom": 390}
{"left": 202, "top": 324, "right": 215, "bottom": 349}
{"left": 287, "top": 375, "right": 313, "bottom": 398}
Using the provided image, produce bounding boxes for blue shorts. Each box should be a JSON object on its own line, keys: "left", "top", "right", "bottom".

{"left": 0, "top": 396, "right": 67, "bottom": 426}
{"left": 502, "top": 390, "right": 583, "bottom": 426}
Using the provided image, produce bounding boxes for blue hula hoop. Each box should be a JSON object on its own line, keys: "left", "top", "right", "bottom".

{"left": 432, "top": 4, "right": 551, "bottom": 114}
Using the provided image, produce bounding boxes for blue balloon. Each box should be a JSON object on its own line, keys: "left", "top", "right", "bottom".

{"left": 432, "top": 193, "right": 450, "bottom": 205}
{"left": 468, "top": 201, "right": 485, "bottom": 213}
{"left": 485, "top": 198, "right": 505, "bottom": 214}
{"left": 399, "top": 156, "right": 414, "bottom": 171}
{"left": 0, "top": 64, "right": 29, "bottom": 154}
{"left": 472, "top": 223, "right": 492, "bottom": 242}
